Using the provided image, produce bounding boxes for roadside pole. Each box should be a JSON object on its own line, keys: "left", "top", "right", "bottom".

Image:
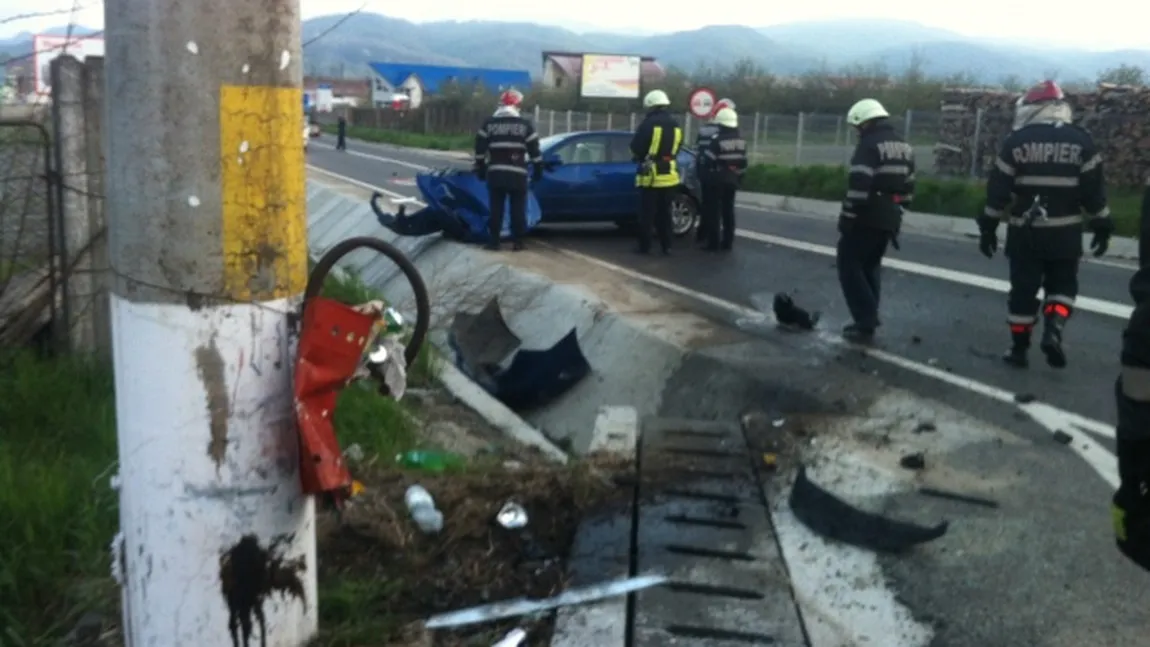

{"left": 104, "top": 0, "right": 315, "bottom": 644}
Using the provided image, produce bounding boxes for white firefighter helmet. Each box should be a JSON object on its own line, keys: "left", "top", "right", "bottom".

{"left": 714, "top": 107, "right": 738, "bottom": 129}
{"left": 643, "top": 89, "right": 671, "bottom": 109}
{"left": 846, "top": 98, "right": 890, "bottom": 127}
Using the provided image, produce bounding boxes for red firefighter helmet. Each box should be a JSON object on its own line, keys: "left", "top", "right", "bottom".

{"left": 500, "top": 89, "right": 524, "bottom": 107}
{"left": 1020, "top": 80, "right": 1065, "bottom": 105}
{"left": 712, "top": 97, "right": 736, "bottom": 117}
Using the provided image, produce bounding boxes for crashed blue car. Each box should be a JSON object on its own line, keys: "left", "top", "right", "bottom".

{"left": 533, "top": 131, "right": 702, "bottom": 237}
{"left": 371, "top": 130, "right": 703, "bottom": 243}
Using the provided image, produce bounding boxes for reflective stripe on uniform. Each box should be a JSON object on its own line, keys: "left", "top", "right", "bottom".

{"left": 995, "top": 158, "right": 1015, "bottom": 176}
{"left": 476, "top": 129, "right": 488, "bottom": 138}
{"left": 1008, "top": 314, "right": 1037, "bottom": 325}
{"left": 637, "top": 125, "right": 682, "bottom": 189}
{"left": 1015, "top": 176, "right": 1080, "bottom": 188}
{"left": 1007, "top": 214, "right": 1082, "bottom": 227}
{"left": 489, "top": 142, "right": 526, "bottom": 150}
{"left": 984, "top": 205, "right": 1006, "bottom": 220}
{"left": 489, "top": 164, "right": 527, "bottom": 174}
{"left": 1044, "top": 294, "right": 1076, "bottom": 307}
{"left": 846, "top": 190, "right": 869, "bottom": 200}
{"left": 1081, "top": 153, "right": 1103, "bottom": 173}
{"left": 850, "top": 165, "right": 874, "bottom": 176}
{"left": 1090, "top": 206, "right": 1111, "bottom": 219}
{"left": 1121, "top": 366, "right": 1150, "bottom": 402}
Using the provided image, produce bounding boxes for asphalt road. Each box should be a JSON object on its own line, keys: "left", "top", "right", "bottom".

{"left": 306, "top": 135, "right": 1150, "bottom": 647}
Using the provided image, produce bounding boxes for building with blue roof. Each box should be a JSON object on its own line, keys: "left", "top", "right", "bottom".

{"left": 368, "top": 62, "right": 532, "bottom": 109}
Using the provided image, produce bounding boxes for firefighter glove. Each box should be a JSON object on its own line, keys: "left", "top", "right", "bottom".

{"left": 1114, "top": 440, "right": 1150, "bottom": 572}
{"left": 474, "top": 162, "right": 487, "bottom": 182}
{"left": 978, "top": 228, "right": 998, "bottom": 259}
{"left": 1091, "top": 230, "right": 1111, "bottom": 258}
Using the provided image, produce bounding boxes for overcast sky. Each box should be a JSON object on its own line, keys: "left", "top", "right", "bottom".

{"left": 3, "top": 0, "right": 1146, "bottom": 51}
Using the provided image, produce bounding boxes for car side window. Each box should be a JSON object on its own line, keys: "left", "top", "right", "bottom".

{"left": 552, "top": 136, "right": 610, "bottom": 165}
{"left": 606, "top": 135, "right": 635, "bottom": 163}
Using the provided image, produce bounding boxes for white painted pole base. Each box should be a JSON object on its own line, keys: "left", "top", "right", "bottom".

{"left": 110, "top": 294, "right": 317, "bottom": 646}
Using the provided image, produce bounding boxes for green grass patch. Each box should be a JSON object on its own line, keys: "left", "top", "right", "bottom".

{"left": 741, "top": 163, "right": 1145, "bottom": 237}
{"left": 321, "top": 124, "right": 472, "bottom": 152}
{"left": 0, "top": 351, "right": 119, "bottom": 643}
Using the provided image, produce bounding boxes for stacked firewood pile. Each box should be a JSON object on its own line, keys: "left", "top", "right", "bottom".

{"left": 935, "top": 85, "right": 1150, "bottom": 187}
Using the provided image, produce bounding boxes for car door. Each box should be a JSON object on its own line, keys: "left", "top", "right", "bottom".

{"left": 533, "top": 135, "right": 598, "bottom": 220}
{"left": 603, "top": 133, "right": 641, "bottom": 219}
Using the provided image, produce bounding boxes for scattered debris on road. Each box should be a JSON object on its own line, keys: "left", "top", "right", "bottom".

{"left": 900, "top": 452, "right": 927, "bottom": 470}
{"left": 917, "top": 486, "right": 1001, "bottom": 509}
{"left": 789, "top": 465, "right": 950, "bottom": 553}
{"left": 1052, "top": 430, "right": 1074, "bottom": 445}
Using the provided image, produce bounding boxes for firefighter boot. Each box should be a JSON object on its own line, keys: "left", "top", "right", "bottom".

{"left": 1040, "top": 314, "right": 1068, "bottom": 369}
{"left": 1001, "top": 330, "right": 1030, "bottom": 369}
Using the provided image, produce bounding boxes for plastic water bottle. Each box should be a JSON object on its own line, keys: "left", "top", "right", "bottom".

{"left": 492, "top": 628, "right": 527, "bottom": 647}
{"left": 404, "top": 485, "right": 443, "bottom": 534}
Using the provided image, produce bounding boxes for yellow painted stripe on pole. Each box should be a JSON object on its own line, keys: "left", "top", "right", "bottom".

{"left": 219, "top": 85, "right": 307, "bottom": 302}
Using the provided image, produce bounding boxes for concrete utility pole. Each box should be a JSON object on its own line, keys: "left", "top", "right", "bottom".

{"left": 104, "top": 0, "right": 315, "bottom": 644}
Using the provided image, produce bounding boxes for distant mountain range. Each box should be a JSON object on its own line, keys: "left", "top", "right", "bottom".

{"left": 4, "top": 17, "right": 1148, "bottom": 86}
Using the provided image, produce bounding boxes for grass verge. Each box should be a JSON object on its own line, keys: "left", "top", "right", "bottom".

{"left": 321, "top": 124, "right": 472, "bottom": 152}
{"left": 741, "top": 164, "right": 1144, "bottom": 237}
{"left": 0, "top": 267, "right": 432, "bottom": 644}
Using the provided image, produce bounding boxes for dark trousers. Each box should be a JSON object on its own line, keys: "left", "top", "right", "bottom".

{"left": 696, "top": 183, "right": 710, "bottom": 242}
{"left": 1007, "top": 255, "right": 1079, "bottom": 330}
{"left": 837, "top": 225, "right": 890, "bottom": 330}
{"left": 638, "top": 187, "right": 675, "bottom": 252}
{"left": 487, "top": 186, "right": 527, "bottom": 243}
{"left": 336, "top": 130, "right": 346, "bottom": 150}
{"left": 704, "top": 183, "right": 737, "bottom": 248}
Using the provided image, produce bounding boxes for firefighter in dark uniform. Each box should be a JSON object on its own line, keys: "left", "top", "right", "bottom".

{"left": 1111, "top": 177, "right": 1150, "bottom": 574}
{"left": 630, "top": 89, "right": 683, "bottom": 255}
{"left": 694, "top": 97, "right": 735, "bottom": 245}
{"left": 474, "top": 89, "right": 542, "bottom": 252}
{"left": 836, "top": 98, "right": 916, "bottom": 343}
{"left": 979, "top": 80, "right": 1112, "bottom": 369}
{"left": 699, "top": 107, "right": 748, "bottom": 251}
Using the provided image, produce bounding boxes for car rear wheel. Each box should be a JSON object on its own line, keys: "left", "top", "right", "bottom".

{"left": 671, "top": 192, "right": 699, "bottom": 237}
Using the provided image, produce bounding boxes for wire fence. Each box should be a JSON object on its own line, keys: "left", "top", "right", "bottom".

{"left": 527, "top": 107, "right": 943, "bottom": 174}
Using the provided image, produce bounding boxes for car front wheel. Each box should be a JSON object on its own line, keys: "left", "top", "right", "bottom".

{"left": 671, "top": 192, "right": 699, "bottom": 237}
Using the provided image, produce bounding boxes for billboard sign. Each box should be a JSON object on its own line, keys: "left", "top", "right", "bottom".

{"left": 579, "top": 54, "right": 641, "bottom": 100}
{"left": 33, "top": 34, "right": 105, "bottom": 96}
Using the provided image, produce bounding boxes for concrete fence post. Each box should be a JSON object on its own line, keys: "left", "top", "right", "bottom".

{"left": 81, "top": 55, "right": 110, "bottom": 355}
{"left": 629, "top": 112, "right": 635, "bottom": 131}
{"left": 49, "top": 54, "right": 94, "bottom": 353}
{"left": 565, "top": 109, "right": 572, "bottom": 133}
{"left": 795, "top": 112, "right": 805, "bottom": 166}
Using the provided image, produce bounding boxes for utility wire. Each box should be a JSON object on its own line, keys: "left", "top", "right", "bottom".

{"left": 302, "top": 2, "right": 367, "bottom": 48}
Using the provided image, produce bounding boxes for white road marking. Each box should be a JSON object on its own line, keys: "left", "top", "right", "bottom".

{"left": 307, "top": 163, "right": 1120, "bottom": 488}
{"left": 310, "top": 142, "right": 1135, "bottom": 321}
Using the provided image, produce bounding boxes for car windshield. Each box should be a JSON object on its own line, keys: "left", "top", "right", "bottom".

{"left": 538, "top": 134, "right": 571, "bottom": 152}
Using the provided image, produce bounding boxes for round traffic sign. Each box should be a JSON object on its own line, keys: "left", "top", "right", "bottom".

{"left": 688, "top": 87, "right": 717, "bottom": 119}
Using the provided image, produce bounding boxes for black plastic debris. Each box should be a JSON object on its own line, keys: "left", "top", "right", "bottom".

{"left": 1014, "top": 393, "right": 1037, "bottom": 404}
{"left": 911, "top": 335, "right": 923, "bottom": 344}
{"left": 918, "top": 487, "right": 1000, "bottom": 509}
{"left": 448, "top": 298, "right": 591, "bottom": 410}
{"left": 493, "top": 328, "right": 591, "bottom": 410}
{"left": 1052, "top": 430, "right": 1073, "bottom": 445}
{"left": 789, "top": 466, "right": 949, "bottom": 553}
{"left": 900, "top": 452, "right": 926, "bottom": 470}
{"left": 449, "top": 297, "right": 522, "bottom": 382}
{"left": 913, "top": 422, "right": 937, "bottom": 434}
{"left": 772, "top": 293, "right": 820, "bottom": 331}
